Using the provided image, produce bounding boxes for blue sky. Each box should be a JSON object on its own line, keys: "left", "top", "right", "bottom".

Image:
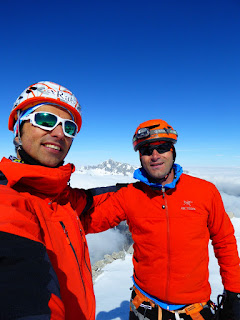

{"left": 1, "top": 0, "right": 239, "bottom": 168}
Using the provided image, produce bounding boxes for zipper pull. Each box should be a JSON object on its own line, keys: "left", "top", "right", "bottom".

{"left": 162, "top": 186, "right": 165, "bottom": 198}
{"left": 60, "top": 221, "right": 70, "bottom": 245}
{"left": 76, "top": 215, "right": 86, "bottom": 243}
{"left": 79, "top": 227, "right": 86, "bottom": 243}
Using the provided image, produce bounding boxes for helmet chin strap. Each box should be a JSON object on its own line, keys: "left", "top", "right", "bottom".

{"left": 163, "top": 160, "right": 175, "bottom": 182}
{"left": 164, "top": 145, "right": 176, "bottom": 181}
{"left": 14, "top": 109, "right": 23, "bottom": 148}
{"left": 18, "top": 145, "right": 46, "bottom": 166}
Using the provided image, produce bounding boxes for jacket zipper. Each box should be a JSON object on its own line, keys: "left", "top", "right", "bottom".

{"left": 162, "top": 186, "right": 170, "bottom": 302}
{"left": 71, "top": 216, "right": 95, "bottom": 320}
{"left": 75, "top": 215, "right": 92, "bottom": 275}
{"left": 59, "top": 221, "right": 86, "bottom": 295}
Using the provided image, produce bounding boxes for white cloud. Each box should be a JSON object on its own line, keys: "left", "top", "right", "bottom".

{"left": 86, "top": 229, "right": 126, "bottom": 264}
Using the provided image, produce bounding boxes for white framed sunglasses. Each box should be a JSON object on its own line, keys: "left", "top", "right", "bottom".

{"left": 21, "top": 112, "right": 78, "bottom": 138}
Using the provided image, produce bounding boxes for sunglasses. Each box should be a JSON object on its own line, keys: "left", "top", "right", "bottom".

{"left": 21, "top": 112, "right": 78, "bottom": 138}
{"left": 139, "top": 142, "right": 173, "bottom": 156}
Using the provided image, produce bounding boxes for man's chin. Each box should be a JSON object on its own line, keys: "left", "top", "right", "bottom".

{"left": 38, "top": 157, "right": 63, "bottom": 168}
{"left": 147, "top": 171, "right": 167, "bottom": 183}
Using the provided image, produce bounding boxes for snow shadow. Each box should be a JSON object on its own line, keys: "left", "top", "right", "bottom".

{"left": 96, "top": 300, "right": 129, "bottom": 320}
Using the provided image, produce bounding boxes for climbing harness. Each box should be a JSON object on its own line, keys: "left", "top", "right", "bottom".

{"left": 130, "top": 286, "right": 215, "bottom": 320}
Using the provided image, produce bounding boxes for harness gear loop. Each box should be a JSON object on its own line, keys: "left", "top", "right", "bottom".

{"left": 158, "top": 307, "right": 162, "bottom": 320}
{"left": 130, "top": 286, "right": 156, "bottom": 310}
{"left": 174, "top": 312, "right": 182, "bottom": 319}
{"left": 172, "top": 302, "right": 207, "bottom": 320}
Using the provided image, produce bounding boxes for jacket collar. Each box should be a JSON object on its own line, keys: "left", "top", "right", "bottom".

{"left": 0, "top": 157, "right": 75, "bottom": 198}
{"left": 133, "top": 163, "right": 183, "bottom": 189}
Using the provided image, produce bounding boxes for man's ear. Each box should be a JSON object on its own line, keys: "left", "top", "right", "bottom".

{"left": 14, "top": 136, "right": 19, "bottom": 147}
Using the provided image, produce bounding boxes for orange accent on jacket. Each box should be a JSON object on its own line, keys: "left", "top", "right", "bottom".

{"left": 85, "top": 173, "right": 240, "bottom": 305}
{"left": 0, "top": 157, "right": 95, "bottom": 320}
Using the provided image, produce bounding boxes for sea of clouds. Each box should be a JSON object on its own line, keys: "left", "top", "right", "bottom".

{"left": 186, "top": 166, "right": 240, "bottom": 217}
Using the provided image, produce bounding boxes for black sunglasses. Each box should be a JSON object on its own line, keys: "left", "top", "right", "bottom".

{"left": 139, "top": 142, "right": 173, "bottom": 156}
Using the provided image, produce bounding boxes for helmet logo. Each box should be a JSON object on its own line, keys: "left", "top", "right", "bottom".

{"left": 57, "top": 90, "right": 77, "bottom": 106}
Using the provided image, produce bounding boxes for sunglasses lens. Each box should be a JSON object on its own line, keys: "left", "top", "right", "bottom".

{"left": 140, "top": 143, "right": 172, "bottom": 156}
{"left": 35, "top": 113, "right": 57, "bottom": 128}
{"left": 156, "top": 143, "right": 172, "bottom": 153}
{"left": 139, "top": 146, "right": 152, "bottom": 156}
{"left": 65, "top": 120, "right": 77, "bottom": 136}
{"left": 34, "top": 113, "right": 77, "bottom": 137}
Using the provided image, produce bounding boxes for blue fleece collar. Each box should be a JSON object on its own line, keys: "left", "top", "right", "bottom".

{"left": 133, "top": 163, "right": 183, "bottom": 189}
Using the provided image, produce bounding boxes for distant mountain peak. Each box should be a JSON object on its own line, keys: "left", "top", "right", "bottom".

{"left": 78, "top": 159, "right": 138, "bottom": 176}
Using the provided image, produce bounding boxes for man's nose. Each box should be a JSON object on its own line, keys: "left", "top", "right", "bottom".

{"left": 151, "top": 148, "right": 161, "bottom": 159}
{"left": 51, "top": 124, "right": 65, "bottom": 138}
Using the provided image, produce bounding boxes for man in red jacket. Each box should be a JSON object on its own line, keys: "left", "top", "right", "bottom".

{"left": 86, "top": 119, "right": 240, "bottom": 320}
{"left": 0, "top": 81, "right": 96, "bottom": 320}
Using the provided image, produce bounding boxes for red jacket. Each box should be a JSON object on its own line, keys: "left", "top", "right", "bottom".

{"left": 86, "top": 169, "right": 240, "bottom": 305}
{"left": 0, "top": 157, "right": 95, "bottom": 320}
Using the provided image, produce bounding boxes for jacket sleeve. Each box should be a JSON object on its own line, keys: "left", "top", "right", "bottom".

{"left": 80, "top": 185, "right": 128, "bottom": 234}
{"left": 207, "top": 186, "right": 240, "bottom": 293}
{"left": 0, "top": 187, "right": 65, "bottom": 319}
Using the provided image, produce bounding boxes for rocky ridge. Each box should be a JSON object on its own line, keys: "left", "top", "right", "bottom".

{"left": 78, "top": 159, "right": 138, "bottom": 176}
{"left": 92, "top": 245, "right": 133, "bottom": 282}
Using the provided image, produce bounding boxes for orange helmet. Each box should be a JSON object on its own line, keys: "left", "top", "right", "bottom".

{"left": 133, "top": 119, "right": 178, "bottom": 151}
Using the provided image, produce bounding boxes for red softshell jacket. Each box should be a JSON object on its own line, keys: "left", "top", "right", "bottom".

{"left": 0, "top": 157, "right": 95, "bottom": 320}
{"left": 85, "top": 173, "right": 240, "bottom": 305}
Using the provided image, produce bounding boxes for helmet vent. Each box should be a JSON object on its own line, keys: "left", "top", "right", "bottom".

{"left": 148, "top": 124, "right": 160, "bottom": 130}
{"left": 26, "top": 87, "right": 37, "bottom": 93}
{"left": 164, "top": 127, "right": 171, "bottom": 134}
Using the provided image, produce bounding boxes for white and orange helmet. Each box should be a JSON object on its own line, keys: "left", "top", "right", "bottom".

{"left": 133, "top": 119, "right": 178, "bottom": 151}
{"left": 9, "top": 81, "right": 82, "bottom": 133}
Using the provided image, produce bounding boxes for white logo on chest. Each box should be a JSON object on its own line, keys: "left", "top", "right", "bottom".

{"left": 181, "top": 200, "right": 196, "bottom": 211}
